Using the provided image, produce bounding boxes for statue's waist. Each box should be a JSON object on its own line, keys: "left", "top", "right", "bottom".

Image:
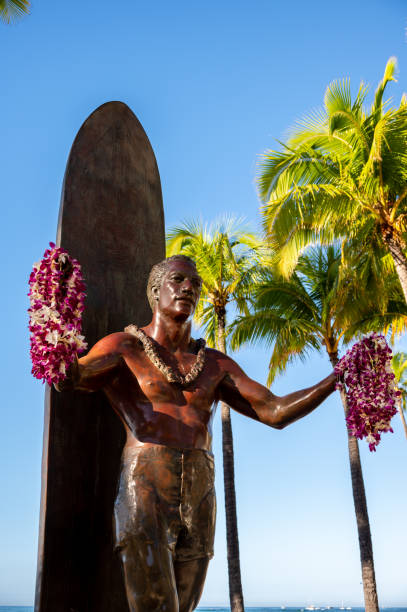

{"left": 120, "top": 417, "right": 212, "bottom": 453}
{"left": 121, "top": 438, "right": 214, "bottom": 463}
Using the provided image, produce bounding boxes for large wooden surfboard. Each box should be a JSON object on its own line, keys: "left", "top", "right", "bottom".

{"left": 35, "top": 101, "right": 165, "bottom": 612}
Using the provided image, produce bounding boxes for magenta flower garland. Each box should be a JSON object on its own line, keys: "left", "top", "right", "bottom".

{"left": 335, "top": 333, "right": 399, "bottom": 451}
{"left": 28, "top": 242, "right": 87, "bottom": 385}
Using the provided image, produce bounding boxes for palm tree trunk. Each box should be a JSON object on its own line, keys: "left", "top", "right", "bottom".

{"left": 217, "top": 308, "right": 245, "bottom": 612}
{"left": 381, "top": 225, "right": 407, "bottom": 304}
{"left": 329, "top": 352, "right": 379, "bottom": 612}
{"left": 397, "top": 399, "right": 407, "bottom": 439}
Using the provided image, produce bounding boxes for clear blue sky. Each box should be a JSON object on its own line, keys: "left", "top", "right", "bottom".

{"left": 1, "top": 0, "right": 407, "bottom": 607}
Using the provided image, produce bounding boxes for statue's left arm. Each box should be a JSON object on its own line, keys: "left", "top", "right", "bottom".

{"left": 216, "top": 351, "right": 336, "bottom": 429}
{"left": 55, "top": 332, "right": 129, "bottom": 393}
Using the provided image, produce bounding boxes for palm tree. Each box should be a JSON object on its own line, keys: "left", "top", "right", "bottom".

{"left": 230, "top": 245, "right": 407, "bottom": 612}
{"left": 258, "top": 57, "right": 407, "bottom": 303}
{"left": 391, "top": 352, "right": 407, "bottom": 439}
{"left": 0, "top": 0, "right": 30, "bottom": 23}
{"left": 167, "top": 218, "right": 260, "bottom": 612}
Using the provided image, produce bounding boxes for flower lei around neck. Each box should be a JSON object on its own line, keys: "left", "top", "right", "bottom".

{"left": 335, "top": 333, "right": 399, "bottom": 451}
{"left": 28, "top": 242, "right": 87, "bottom": 385}
{"left": 124, "top": 324, "right": 206, "bottom": 386}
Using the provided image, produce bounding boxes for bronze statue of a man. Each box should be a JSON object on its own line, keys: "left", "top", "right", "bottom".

{"left": 59, "top": 254, "right": 336, "bottom": 612}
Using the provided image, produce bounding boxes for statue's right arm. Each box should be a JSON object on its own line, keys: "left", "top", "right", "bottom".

{"left": 55, "top": 332, "right": 127, "bottom": 393}
{"left": 215, "top": 350, "right": 336, "bottom": 429}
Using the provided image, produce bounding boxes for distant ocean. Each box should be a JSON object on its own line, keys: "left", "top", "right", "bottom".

{"left": 196, "top": 609, "right": 405, "bottom": 612}
{"left": 1, "top": 607, "right": 406, "bottom": 612}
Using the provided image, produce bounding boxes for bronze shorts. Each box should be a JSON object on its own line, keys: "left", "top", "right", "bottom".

{"left": 114, "top": 444, "right": 216, "bottom": 562}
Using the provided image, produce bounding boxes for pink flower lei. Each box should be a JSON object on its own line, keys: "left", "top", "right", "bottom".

{"left": 335, "top": 333, "right": 399, "bottom": 451}
{"left": 28, "top": 242, "right": 87, "bottom": 385}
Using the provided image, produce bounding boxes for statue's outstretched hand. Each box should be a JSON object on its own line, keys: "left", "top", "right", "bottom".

{"left": 54, "top": 353, "right": 80, "bottom": 392}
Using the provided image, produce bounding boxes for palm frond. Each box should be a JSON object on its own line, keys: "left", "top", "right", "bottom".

{"left": 372, "top": 56, "right": 397, "bottom": 117}
{"left": 257, "top": 146, "right": 340, "bottom": 202}
{"left": 342, "top": 309, "right": 407, "bottom": 344}
{"left": 323, "top": 78, "right": 370, "bottom": 154}
{"left": 194, "top": 301, "right": 217, "bottom": 348}
{"left": 0, "top": 0, "right": 30, "bottom": 23}
{"left": 266, "top": 332, "right": 322, "bottom": 386}
{"left": 230, "top": 310, "right": 321, "bottom": 353}
{"left": 391, "top": 351, "right": 407, "bottom": 408}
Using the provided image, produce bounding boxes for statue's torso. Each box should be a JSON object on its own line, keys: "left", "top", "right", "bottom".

{"left": 103, "top": 344, "right": 225, "bottom": 453}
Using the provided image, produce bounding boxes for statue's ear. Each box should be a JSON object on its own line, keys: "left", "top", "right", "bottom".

{"left": 152, "top": 285, "right": 160, "bottom": 301}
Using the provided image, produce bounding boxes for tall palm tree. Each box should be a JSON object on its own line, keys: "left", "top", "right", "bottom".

{"left": 391, "top": 351, "right": 407, "bottom": 439}
{"left": 258, "top": 57, "right": 407, "bottom": 303}
{"left": 167, "top": 218, "right": 260, "bottom": 612}
{"left": 230, "top": 246, "right": 407, "bottom": 612}
{"left": 0, "top": 0, "right": 30, "bottom": 23}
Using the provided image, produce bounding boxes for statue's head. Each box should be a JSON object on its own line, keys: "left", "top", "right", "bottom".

{"left": 147, "top": 255, "right": 202, "bottom": 313}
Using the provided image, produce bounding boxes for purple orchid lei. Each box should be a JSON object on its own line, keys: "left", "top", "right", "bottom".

{"left": 28, "top": 242, "right": 87, "bottom": 385}
{"left": 334, "top": 333, "right": 399, "bottom": 451}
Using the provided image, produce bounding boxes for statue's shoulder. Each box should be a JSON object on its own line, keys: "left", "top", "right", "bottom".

{"left": 204, "top": 347, "right": 232, "bottom": 365}
{"left": 122, "top": 326, "right": 146, "bottom": 353}
{"left": 204, "top": 347, "right": 240, "bottom": 374}
{"left": 205, "top": 347, "right": 227, "bottom": 357}
{"left": 94, "top": 330, "right": 143, "bottom": 355}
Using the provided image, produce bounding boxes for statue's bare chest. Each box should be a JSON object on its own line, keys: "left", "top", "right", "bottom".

{"left": 121, "top": 348, "right": 222, "bottom": 411}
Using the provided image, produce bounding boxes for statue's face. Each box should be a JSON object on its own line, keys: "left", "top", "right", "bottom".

{"left": 153, "top": 260, "right": 202, "bottom": 319}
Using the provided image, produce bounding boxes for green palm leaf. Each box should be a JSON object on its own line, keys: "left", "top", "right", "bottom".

{"left": 0, "top": 0, "right": 30, "bottom": 23}
{"left": 257, "top": 57, "right": 407, "bottom": 303}
{"left": 231, "top": 244, "right": 406, "bottom": 385}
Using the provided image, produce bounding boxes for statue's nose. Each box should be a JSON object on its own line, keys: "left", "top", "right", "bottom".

{"left": 181, "top": 279, "right": 193, "bottom": 292}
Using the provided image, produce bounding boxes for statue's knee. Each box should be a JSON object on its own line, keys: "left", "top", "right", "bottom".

{"left": 121, "top": 559, "right": 178, "bottom": 611}
{"left": 120, "top": 542, "right": 179, "bottom": 612}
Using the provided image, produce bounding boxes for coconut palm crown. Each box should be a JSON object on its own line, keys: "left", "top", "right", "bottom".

{"left": 258, "top": 57, "right": 407, "bottom": 303}
{"left": 166, "top": 218, "right": 260, "bottom": 349}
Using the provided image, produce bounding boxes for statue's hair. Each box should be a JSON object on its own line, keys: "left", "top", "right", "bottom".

{"left": 147, "top": 255, "right": 199, "bottom": 311}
